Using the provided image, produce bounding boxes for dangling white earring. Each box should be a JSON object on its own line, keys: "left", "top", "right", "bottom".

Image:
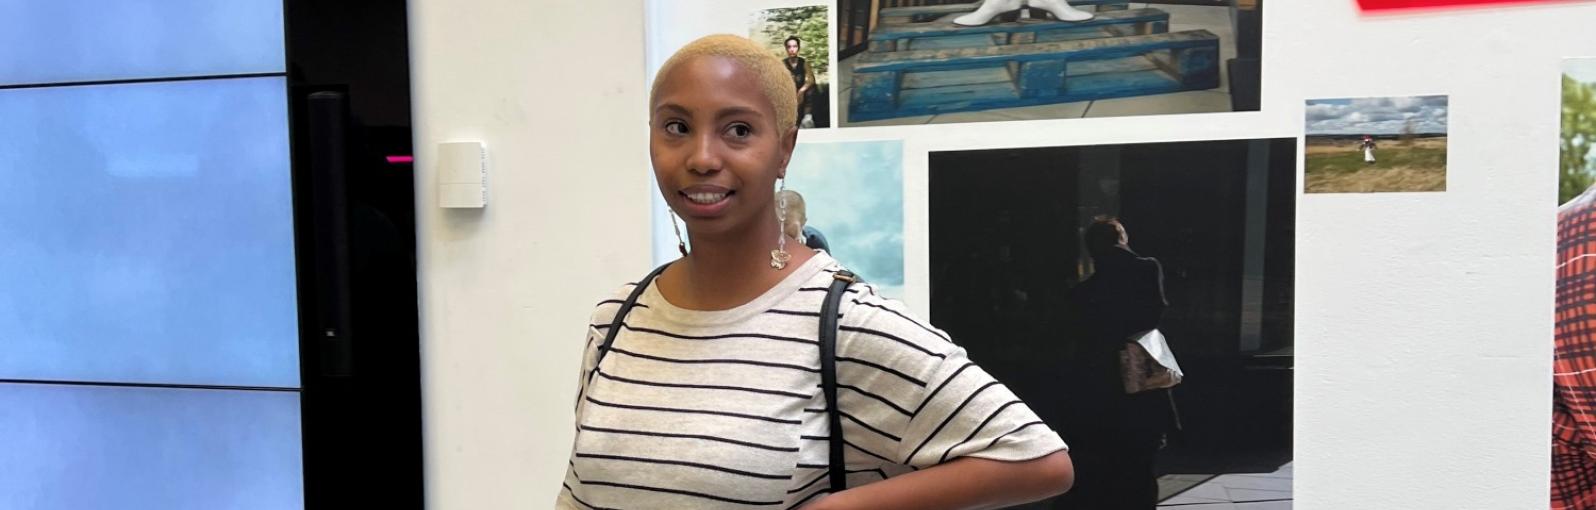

{"left": 669, "top": 209, "right": 688, "bottom": 257}
{"left": 770, "top": 178, "right": 792, "bottom": 270}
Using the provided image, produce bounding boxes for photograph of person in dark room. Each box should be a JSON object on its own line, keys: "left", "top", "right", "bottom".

{"left": 930, "top": 137, "right": 1295, "bottom": 509}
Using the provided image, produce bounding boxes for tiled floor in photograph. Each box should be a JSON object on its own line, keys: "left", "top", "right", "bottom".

{"left": 1156, "top": 462, "right": 1293, "bottom": 509}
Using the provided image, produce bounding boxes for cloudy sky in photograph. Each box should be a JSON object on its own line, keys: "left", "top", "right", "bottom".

{"left": 1567, "top": 57, "right": 1596, "bottom": 84}
{"left": 1305, "top": 95, "right": 1448, "bottom": 136}
{"left": 786, "top": 140, "right": 904, "bottom": 298}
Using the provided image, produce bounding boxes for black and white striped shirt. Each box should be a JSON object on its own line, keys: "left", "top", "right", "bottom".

{"left": 557, "top": 253, "right": 1066, "bottom": 509}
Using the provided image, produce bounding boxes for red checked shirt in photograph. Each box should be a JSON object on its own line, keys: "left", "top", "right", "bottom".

{"left": 1555, "top": 186, "right": 1596, "bottom": 510}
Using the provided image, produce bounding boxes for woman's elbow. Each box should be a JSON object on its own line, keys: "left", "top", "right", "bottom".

{"left": 1033, "top": 450, "right": 1075, "bottom": 497}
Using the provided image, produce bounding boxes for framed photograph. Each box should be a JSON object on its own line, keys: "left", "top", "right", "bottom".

{"left": 1305, "top": 95, "right": 1449, "bottom": 193}
{"left": 752, "top": 5, "right": 833, "bottom": 129}
{"left": 929, "top": 137, "right": 1295, "bottom": 509}
{"left": 836, "top": 0, "right": 1264, "bottom": 127}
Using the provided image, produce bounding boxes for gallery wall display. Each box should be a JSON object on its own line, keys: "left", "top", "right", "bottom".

{"left": 834, "top": 0, "right": 1263, "bottom": 127}
{"left": 644, "top": 0, "right": 1596, "bottom": 507}
{"left": 1304, "top": 95, "right": 1449, "bottom": 193}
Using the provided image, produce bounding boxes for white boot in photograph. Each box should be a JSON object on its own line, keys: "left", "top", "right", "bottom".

{"left": 953, "top": 0, "right": 1023, "bottom": 26}
{"left": 1025, "top": 0, "right": 1094, "bottom": 22}
{"left": 953, "top": 0, "right": 1094, "bottom": 26}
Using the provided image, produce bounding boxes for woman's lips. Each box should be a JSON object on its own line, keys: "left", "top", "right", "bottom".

{"left": 678, "top": 186, "right": 734, "bottom": 217}
{"left": 685, "top": 190, "right": 728, "bottom": 204}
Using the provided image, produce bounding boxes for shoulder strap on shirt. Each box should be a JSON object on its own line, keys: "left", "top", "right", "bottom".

{"left": 820, "top": 269, "right": 858, "bottom": 492}
{"left": 587, "top": 263, "right": 671, "bottom": 388}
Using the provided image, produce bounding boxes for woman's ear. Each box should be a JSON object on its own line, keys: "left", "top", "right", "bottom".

{"left": 777, "top": 126, "right": 799, "bottom": 174}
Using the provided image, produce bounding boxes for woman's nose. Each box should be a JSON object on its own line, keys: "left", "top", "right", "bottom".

{"left": 686, "top": 133, "right": 721, "bottom": 174}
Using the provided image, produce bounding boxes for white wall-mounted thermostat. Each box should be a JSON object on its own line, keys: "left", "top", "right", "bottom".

{"left": 438, "top": 141, "right": 486, "bottom": 208}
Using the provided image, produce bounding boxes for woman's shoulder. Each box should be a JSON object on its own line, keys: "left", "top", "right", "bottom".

{"left": 587, "top": 279, "right": 648, "bottom": 329}
{"left": 836, "top": 283, "right": 960, "bottom": 359}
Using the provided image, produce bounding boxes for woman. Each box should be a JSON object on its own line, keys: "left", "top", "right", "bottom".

{"left": 1360, "top": 135, "right": 1377, "bottom": 165}
{"left": 557, "top": 34, "right": 1073, "bottom": 509}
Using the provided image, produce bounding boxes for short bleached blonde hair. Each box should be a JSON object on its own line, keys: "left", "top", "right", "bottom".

{"left": 651, "top": 34, "right": 799, "bottom": 135}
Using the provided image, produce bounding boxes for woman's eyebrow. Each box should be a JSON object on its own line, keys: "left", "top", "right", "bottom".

{"left": 654, "top": 103, "right": 691, "bottom": 117}
{"left": 715, "top": 106, "right": 762, "bottom": 121}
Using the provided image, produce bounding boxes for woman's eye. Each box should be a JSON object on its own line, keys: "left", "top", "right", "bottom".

{"left": 663, "top": 121, "right": 688, "bottom": 135}
{"left": 726, "top": 124, "right": 752, "bottom": 139}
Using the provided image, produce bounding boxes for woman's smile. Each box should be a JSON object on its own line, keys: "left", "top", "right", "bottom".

{"left": 678, "top": 184, "right": 736, "bottom": 216}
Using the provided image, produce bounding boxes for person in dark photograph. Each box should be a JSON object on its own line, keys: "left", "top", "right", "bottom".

{"left": 784, "top": 35, "right": 817, "bottom": 129}
{"left": 1060, "top": 216, "right": 1176, "bottom": 510}
{"left": 777, "top": 189, "right": 831, "bottom": 254}
{"left": 556, "top": 34, "right": 1075, "bottom": 510}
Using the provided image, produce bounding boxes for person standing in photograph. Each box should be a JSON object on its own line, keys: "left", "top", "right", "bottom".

{"left": 784, "top": 35, "right": 817, "bottom": 129}
{"left": 1360, "top": 135, "right": 1377, "bottom": 165}
{"left": 1061, "top": 216, "right": 1176, "bottom": 510}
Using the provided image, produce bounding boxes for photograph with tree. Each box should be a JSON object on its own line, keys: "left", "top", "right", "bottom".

{"left": 751, "top": 5, "right": 832, "bottom": 129}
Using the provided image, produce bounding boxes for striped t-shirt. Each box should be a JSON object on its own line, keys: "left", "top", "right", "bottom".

{"left": 556, "top": 253, "right": 1067, "bottom": 509}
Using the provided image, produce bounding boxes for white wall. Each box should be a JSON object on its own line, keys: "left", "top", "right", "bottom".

{"left": 408, "top": 0, "right": 650, "bottom": 507}
{"left": 412, "top": 0, "right": 1595, "bottom": 507}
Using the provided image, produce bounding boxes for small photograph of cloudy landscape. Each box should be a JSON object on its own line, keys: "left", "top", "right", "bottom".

{"left": 1304, "top": 95, "right": 1449, "bottom": 193}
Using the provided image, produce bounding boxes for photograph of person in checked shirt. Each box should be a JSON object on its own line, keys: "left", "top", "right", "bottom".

{"left": 1555, "top": 57, "right": 1596, "bottom": 510}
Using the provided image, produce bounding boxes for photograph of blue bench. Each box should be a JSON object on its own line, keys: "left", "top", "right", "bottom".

{"left": 848, "top": 2, "right": 1223, "bottom": 122}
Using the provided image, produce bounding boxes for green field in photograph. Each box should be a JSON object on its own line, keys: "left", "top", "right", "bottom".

{"left": 1304, "top": 137, "right": 1447, "bottom": 193}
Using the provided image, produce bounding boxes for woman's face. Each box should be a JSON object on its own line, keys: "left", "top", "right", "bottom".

{"left": 651, "top": 56, "right": 796, "bottom": 242}
{"left": 785, "top": 39, "right": 801, "bottom": 57}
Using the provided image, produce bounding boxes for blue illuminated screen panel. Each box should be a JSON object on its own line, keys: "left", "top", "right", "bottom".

{"left": 0, "top": 77, "right": 300, "bottom": 388}
{"left": 0, "top": 384, "right": 304, "bottom": 510}
{"left": 0, "top": 0, "right": 285, "bottom": 86}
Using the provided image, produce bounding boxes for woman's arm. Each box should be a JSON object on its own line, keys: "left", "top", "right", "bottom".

{"left": 804, "top": 451, "right": 1073, "bottom": 510}
{"left": 824, "top": 293, "right": 1073, "bottom": 509}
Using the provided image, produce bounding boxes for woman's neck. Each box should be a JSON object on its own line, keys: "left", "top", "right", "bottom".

{"left": 664, "top": 223, "right": 816, "bottom": 311}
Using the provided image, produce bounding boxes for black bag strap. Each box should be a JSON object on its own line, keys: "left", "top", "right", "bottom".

{"left": 587, "top": 263, "right": 671, "bottom": 389}
{"left": 820, "top": 270, "right": 858, "bottom": 492}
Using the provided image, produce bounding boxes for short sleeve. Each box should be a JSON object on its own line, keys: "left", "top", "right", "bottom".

{"left": 833, "top": 292, "right": 1067, "bottom": 470}
{"left": 896, "top": 348, "right": 1066, "bottom": 467}
{"left": 574, "top": 327, "right": 600, "bottom": 410}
